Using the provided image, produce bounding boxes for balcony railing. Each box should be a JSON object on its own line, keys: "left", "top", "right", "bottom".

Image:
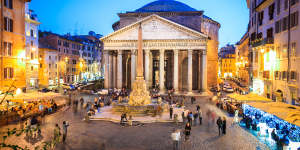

{"left": 251, "top": 37, "right": 274, "bottom": 47}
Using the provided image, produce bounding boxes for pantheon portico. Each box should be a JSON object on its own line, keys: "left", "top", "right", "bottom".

{"left": 101, "top": 0, "right": 220, "bottom": 94}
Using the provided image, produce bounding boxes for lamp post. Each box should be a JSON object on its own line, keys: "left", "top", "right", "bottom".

{"left": 65, "top": 57, "right": 69, "bottom": 84}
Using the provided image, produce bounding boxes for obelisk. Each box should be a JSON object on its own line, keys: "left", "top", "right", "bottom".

{"left": 128, "top": 23, "right": 151, "bottom": 106}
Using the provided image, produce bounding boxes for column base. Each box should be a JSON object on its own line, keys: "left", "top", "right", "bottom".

{"left": 173, "top": 89, "right": 179, "bottom": 94}
{"left": 159, "top": 89, "right": 166, "bottom": 94}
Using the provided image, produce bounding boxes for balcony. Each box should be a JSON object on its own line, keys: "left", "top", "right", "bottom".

{"left": 263, "top": 71, "right": 270, "bottom": 79}
{"left": 250, "top": 37, "right": 274, "bottom": 48}
{"left": 255, "top": 0, "right": 274, "bottom": 12}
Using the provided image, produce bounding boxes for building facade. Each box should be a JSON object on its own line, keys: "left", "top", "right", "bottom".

{"left": 25, "top": 2, "right": 40, "bottom": 89}
{"left": 38, "top": 42, "right": 58, "bottom": 87}
{"left": 39, "top": 31, "right": 103, "bottom": 85}
{"left": 218, "top": 44, "right": 236, "bottom": 78}
{"left": 0, "top": 0, "right": 31, "bottom": 91}
{"left": 39, "top": 32, "right": 81, "bottom": 84}
{"left": 101, "top": 0, "right": 220, "bottom": 94}
{"left": 247, "top": 0, "right": 300, "bottom": 104}
{"left": 236, "top": 32, "right": 250, "bottom": 85}
{"left": 72, "top": 31, "right": 103, "bottom": 81}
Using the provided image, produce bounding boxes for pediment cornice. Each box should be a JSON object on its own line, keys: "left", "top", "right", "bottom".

{"left": 101, "top": 14, "right": 208, "bottom": 41}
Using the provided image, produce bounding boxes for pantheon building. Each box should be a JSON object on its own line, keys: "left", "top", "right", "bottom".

{"left": 101, "top": 0, "right": 220, "bottom": 94}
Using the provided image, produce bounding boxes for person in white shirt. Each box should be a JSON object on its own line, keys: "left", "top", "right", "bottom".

{"left": 171, "top": 128, "right": 181, "bottom": 150}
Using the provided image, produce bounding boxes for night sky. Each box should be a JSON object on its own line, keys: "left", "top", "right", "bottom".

{"left": 30, "top": 0, "right": 249, "bottom": 48}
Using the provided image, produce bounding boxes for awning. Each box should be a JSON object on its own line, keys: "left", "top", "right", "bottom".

{"left": 227, "top": 92, "right": 272, "bottom": 102}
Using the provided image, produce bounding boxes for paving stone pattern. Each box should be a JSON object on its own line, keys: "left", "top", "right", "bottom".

{"left": 0, "top": 94, "right": 269, "bottom": 150}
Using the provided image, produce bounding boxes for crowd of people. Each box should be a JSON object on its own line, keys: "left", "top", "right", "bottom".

{"left": 169, "top": 96, "right": 229, "bottom": 150}
{"left": 0, "top": 99, "right": 59, "bottom": 125}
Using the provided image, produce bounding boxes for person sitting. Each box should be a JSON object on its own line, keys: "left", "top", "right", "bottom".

{"left": 120, "top": 113, "right": 128, "bottom": 126}
{"left": 271, "top": 129, "right": 279, "bottom": 143}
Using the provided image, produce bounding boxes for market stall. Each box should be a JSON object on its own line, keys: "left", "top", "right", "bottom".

{"left": 242, "top": 102, "right": 300, "bottom": 149}
{"left": 220, "top": 93, "right": 272, "bottom": 116}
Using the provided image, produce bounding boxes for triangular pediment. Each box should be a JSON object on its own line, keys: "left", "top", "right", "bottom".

{"left": 101, "top": 14, "right": 208, "bottom": 41}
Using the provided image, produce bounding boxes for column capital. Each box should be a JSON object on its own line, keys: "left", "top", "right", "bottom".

{"left": 117, "top": 50, "right": 123, "bottom": 55}
{"left": 159, "top": 49, "right": 165, "bottom": 54}
{"left": 103, "top": 50, "right": 109, "bottom": 54}
{"left": 188, "top": 49, "right": 193, "bottom": 54}
{"left": 202, "top": 50, "right": 207, "bottom": 55}
{"left": 131, "top": 49, "right": 137, "bottom": 55}
{"left": 173, "top": 49, "right": 179, "bottom": 55}
{"left": 144, "top": 49, "right": 150, "bottom": 54}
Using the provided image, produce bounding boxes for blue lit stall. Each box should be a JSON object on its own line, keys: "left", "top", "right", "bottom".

{"left": 242, "top": 102, "right": 300, "bottom": 150}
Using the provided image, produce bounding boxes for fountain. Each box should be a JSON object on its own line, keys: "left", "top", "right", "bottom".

{"left": 112, "top": 23, "right": 162, "bottom": 116}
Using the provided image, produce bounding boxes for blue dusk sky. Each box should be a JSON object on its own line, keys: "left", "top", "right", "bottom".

{"left": 30, "top": 0, "right": 249, "bottom": 48}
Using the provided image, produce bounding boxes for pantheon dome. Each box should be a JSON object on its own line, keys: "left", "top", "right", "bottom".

{"left": 134, "top": 0, "right": 197, "bottom": 12}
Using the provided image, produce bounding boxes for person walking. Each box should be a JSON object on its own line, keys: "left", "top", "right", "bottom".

{"left": 196, "top": 105, "right": 200, "bottom": 111}
{"left": 184, "top": 122, "right": 191, "bottom": 141}
{"left": 216, "top": 117, "right": 223, "bottom": 136}
{"left": 170, "top": 106, "right": 173, "bottom": 119}
{"left": 232, "top": 109, "right": 239, "bottom": 127}
{"left": 53, "top": 124, "right": 61, "bottom": 144}
{"left": 80, "top": 97, "right": 84, "bottom": 106}
{"left": 62, "top": 121, "right": 69, "bottom": 143}
{"left": 206, "top": 109, "right": 211, "bottom": 126}
{"left": 181, "top": 111, "right": 185, "bottom": 123}
{"left": 198, "top": 108, "right": 203, "bottom": 125}
{"left": 211, "top": 111, "right": 216, "bottom": 125}
{"left": 171, "top": 128, "right": 181, "bottom": 150}
{"left": 190, "top": 96, "right": 195, "bottom": 104}
{"left": 193, "top": 111, "right": 198, "bottom": 126}
{"left": 188, "top": 112, "right": 193, "bottom": 126}
{"left": 222, "top": 117, "right": 227, "bottom": 135}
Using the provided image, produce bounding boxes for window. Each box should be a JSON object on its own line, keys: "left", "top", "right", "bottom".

{"left": 263, "top": 71, "right": 270, "bottom": 79}
{"left": 72, "top": 60, "right": 76, "bottom": 65}
{"left": 31, "top": 41, "right": 34, "bottom": 47}
{"left": 3, "top": 42, "right": 12, "bottom": 56}
{"left": 291, "top": 0, "right": 299, "bottom": 6}
{"left": 58, "top": 40, "right": 61, "bottom": 45}
{"left": 267, "top": 28, "right": 273, "bottom": 38}
{"left": 284, "top": 0, "right": 288, "bottom": 10}
{"left": 282, "top": 44, "right": 288, "bottom": 58}
{"left": 291, "top": 71, "right": 297, "bottom": 80}
{"left": 4, "top": 67, "right": 13, "bottom": 79}
{"left": 282, "top": 71, "right": 287, "bottom": 80}
{"left": 31, "top": 52, "right": 34, "bottom": 60}
{"left": 275, "top": 20, "right": 281, "bottom": 33}
{"left": 277, "top": 0, "right": 281, "bottom": 15}
{"left": 275, "top": 71, "right": 279, "bottom": 79}
{"left": 4, "top": 0, "right": 13, "bottom": 9}
{"left": 258, "top": 11, "right": 264, "bottom": 26}
{"left": 276, "top": 46, "right": 281, "bottom": 58}
{"left": 30, "top": 29, "right": 34, "bottom": 37}
{"left": 291, "top": 11, "right": 299, "bottom": 28}
{"left": 4, "top": 17, "right": 13, "bottom": 32}
{"left": 291, "top": 42, "right": 296, "bottom": 56}
{"left": 40, "top": 64, "right": 42, "bottom": 68}
{"left": 269, "top": 3, "right": 275, "bottom": 20}
{"left": 49, "top": 64, "right": 52, "bottom": 69}
{"left": 282, "top": 16, "right": 288, "bottom": 31}
{"left": 58, "top": 48, "right": 61, "bottom": 52}
{"left": 31, "top": 66, "right": 34, "bottom": 71}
